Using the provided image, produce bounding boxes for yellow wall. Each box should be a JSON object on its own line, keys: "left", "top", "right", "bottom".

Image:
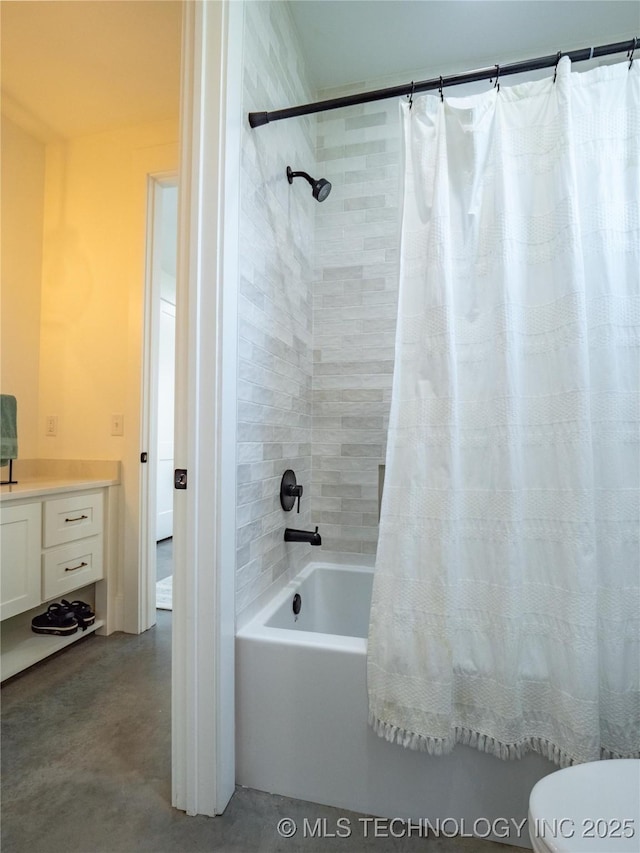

{"left": 3, "top": 114, "right": 178, "bottom": 632}
{"left": 1, "top": 114, "right": 178, "bottom": 464}
{"left": 38, "top": 119, "right": 179, "bottom": 459}
{"left": 0, "top": 115, "right": 46, "bottom": 458}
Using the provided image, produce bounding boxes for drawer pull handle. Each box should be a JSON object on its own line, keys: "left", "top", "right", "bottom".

{"left": 64, "top": 561, "right": 88, "bottom": 572}
{"left": 65, "top": 514, "right": 88, "bottom": 523}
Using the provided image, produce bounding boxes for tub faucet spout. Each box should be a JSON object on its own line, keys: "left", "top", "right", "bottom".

{"left": 284, "top": 526, "right": 322, "bottom": 546}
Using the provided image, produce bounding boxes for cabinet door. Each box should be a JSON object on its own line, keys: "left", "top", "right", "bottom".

{"left": 0, "top": 503, "right": 42, "bottom": 620}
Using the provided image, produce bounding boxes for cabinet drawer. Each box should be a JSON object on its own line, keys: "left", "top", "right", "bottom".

{"left": 42, "top": 536, "right": 103, "bottom": 600}
{"left": 43, "top": 492, "right": 103, "bottom": 547}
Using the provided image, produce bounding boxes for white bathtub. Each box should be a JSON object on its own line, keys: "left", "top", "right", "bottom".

{"left": 236, "top": 562, "right": 554, "bottom": 847}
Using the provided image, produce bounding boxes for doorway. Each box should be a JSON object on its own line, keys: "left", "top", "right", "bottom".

{"left": 155, "top": 183, "right": 177, "bottom": 612}
{"left": 142, "top": 175, "right": 178, "bottom": 626}
{"left": 155, "top": 294, "right": 176, "bottom": 610}
{"left": 2, "top": 0, "right": 237, "bottom": 817}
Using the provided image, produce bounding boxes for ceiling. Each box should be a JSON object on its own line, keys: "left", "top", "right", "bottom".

{"left": 288, "top": 1, "right": 640, "bottom": 91}
{"left": 1, "top": 0, "right": 182, "bottom": 141}
{"left": 1, "top": 1, "right": 637, "bottom": 141}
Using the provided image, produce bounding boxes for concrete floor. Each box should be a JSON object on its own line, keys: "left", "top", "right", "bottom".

{"left": 2, "top": 612, "right": 524, "bottom": 853}
{"left": 156, "top": 537, "right": 173, "bottom": 582}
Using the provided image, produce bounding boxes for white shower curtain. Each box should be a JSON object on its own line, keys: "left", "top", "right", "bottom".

{"left": 367, "top": 58, "right": 639, "bottom": 767}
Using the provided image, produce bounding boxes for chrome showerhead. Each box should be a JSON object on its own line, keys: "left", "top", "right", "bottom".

{"left": 286, "top": 166, "right": 332, "bottom": 202}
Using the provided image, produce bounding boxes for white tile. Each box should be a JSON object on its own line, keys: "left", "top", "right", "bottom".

{"left": 237, "top": 6, "right": 408, "bottom": 589}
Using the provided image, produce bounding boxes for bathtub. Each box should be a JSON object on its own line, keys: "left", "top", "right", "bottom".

{"left": 236, "top": 562, "right": 553, "bottom": 847}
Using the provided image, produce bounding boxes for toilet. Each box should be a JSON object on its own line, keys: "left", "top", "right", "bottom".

{"left": 528, "top": 759, "right": 640, "bottom": 852}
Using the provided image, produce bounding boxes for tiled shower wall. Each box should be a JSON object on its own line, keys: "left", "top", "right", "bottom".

{"left": 310, "top": 93, "right": 402, "bottom": 558}
{"left": 237, "top": 8, "right": 409, "bottom": 613}
{"left": 236, "top": 1, "right": 317, "bottom": 616}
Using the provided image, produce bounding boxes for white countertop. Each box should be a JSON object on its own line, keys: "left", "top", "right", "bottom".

{"left": 0, "top": 459, "right": 120, "bottom": 502}
{"left": 0, "top": 477, "right": 119, "bottom": 501}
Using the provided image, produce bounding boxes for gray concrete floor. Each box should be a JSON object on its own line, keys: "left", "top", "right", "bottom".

{"left": 156, "top": 538, "right": 173, "bottom": 582}
{"left": 2, "top": 612, "right": 523, "bottom": 853}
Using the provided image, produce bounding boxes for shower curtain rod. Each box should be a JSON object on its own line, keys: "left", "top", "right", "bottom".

{"left": 248, "top": 37, "right": 637, "bottom": 128}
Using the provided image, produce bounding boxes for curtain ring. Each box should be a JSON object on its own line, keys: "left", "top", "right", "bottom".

{"left": 553, "top": 51, "right": 562, "bottom": 83}
{"left": 629, "top": 37, "right": 637, "bottom": 69}
{"left": 408, "top": 81, "right": 414, "bottom": 109}
{"left": 494, "top": 64, "right": 500, "bottom": 92}
{"left": 439, "top": 76, "right": 444, "bottom": 103}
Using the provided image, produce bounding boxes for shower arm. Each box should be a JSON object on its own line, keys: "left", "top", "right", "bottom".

{"left": 287, "top": 167, "right": 314, "bottom": 187}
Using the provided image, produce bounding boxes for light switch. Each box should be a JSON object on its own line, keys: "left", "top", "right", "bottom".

{"left": 111, "top": 414, "right": 124, "bottom": 436}
{"left": 45, "top": 415, "right": 58, "bottom": 436}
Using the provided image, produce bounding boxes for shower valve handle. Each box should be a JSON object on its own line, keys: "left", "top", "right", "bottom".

{"left": 288, "top": 483, "right": 303, "bottom": 513}
{"left": 280, "top": 469, "right": 303, "bottom": 513}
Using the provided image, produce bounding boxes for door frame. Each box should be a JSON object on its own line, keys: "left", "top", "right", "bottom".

{"left": 140, "top": 172, "right": 178, "bottom": 633}
{"left": 155, "top": 296, "right": 177, "bottom": 543}
{"left": 171, "top": 0, "right": 241, "bottom": 816}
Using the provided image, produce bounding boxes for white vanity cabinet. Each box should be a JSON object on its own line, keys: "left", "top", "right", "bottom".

{"left": 0, "top": 502, "right": 42, "bottom": 620}
{"left": 0, "top": 481, "right": 115, "bottom": 681}
{"left": 41, "top": 492, "right": 104, "bottom": 599}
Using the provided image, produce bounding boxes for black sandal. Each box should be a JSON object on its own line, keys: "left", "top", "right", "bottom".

{"left": 61, "top": 599, "right": 95, "bottom": 631}
{"left": 31, "top": 602, "right": 78, "bottom": 636}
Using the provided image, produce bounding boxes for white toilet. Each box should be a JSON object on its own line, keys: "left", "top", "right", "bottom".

{"left": 528, "top": 759, "right": 640, "bottom": 852}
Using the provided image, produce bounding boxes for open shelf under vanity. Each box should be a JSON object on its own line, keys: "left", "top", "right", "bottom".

{"left": 1, "top": 608, "right": 105, "bottom": 681}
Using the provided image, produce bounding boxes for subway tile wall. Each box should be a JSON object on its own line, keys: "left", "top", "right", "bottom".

{"left": 238, "top": 5, "right": 408, "bottom": 614}
{"left": 237, "top": 1, "right": 317, "bottom": 617}
{"left": 311, "top": 93, "right": 402, "bottom": 558}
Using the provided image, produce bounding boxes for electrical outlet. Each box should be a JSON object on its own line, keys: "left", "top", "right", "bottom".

{"left": 111, "top": 414, "right": 124, "bottom": 436}
{"left": 45, "top": 415, "right": 58, "bottom": 436}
